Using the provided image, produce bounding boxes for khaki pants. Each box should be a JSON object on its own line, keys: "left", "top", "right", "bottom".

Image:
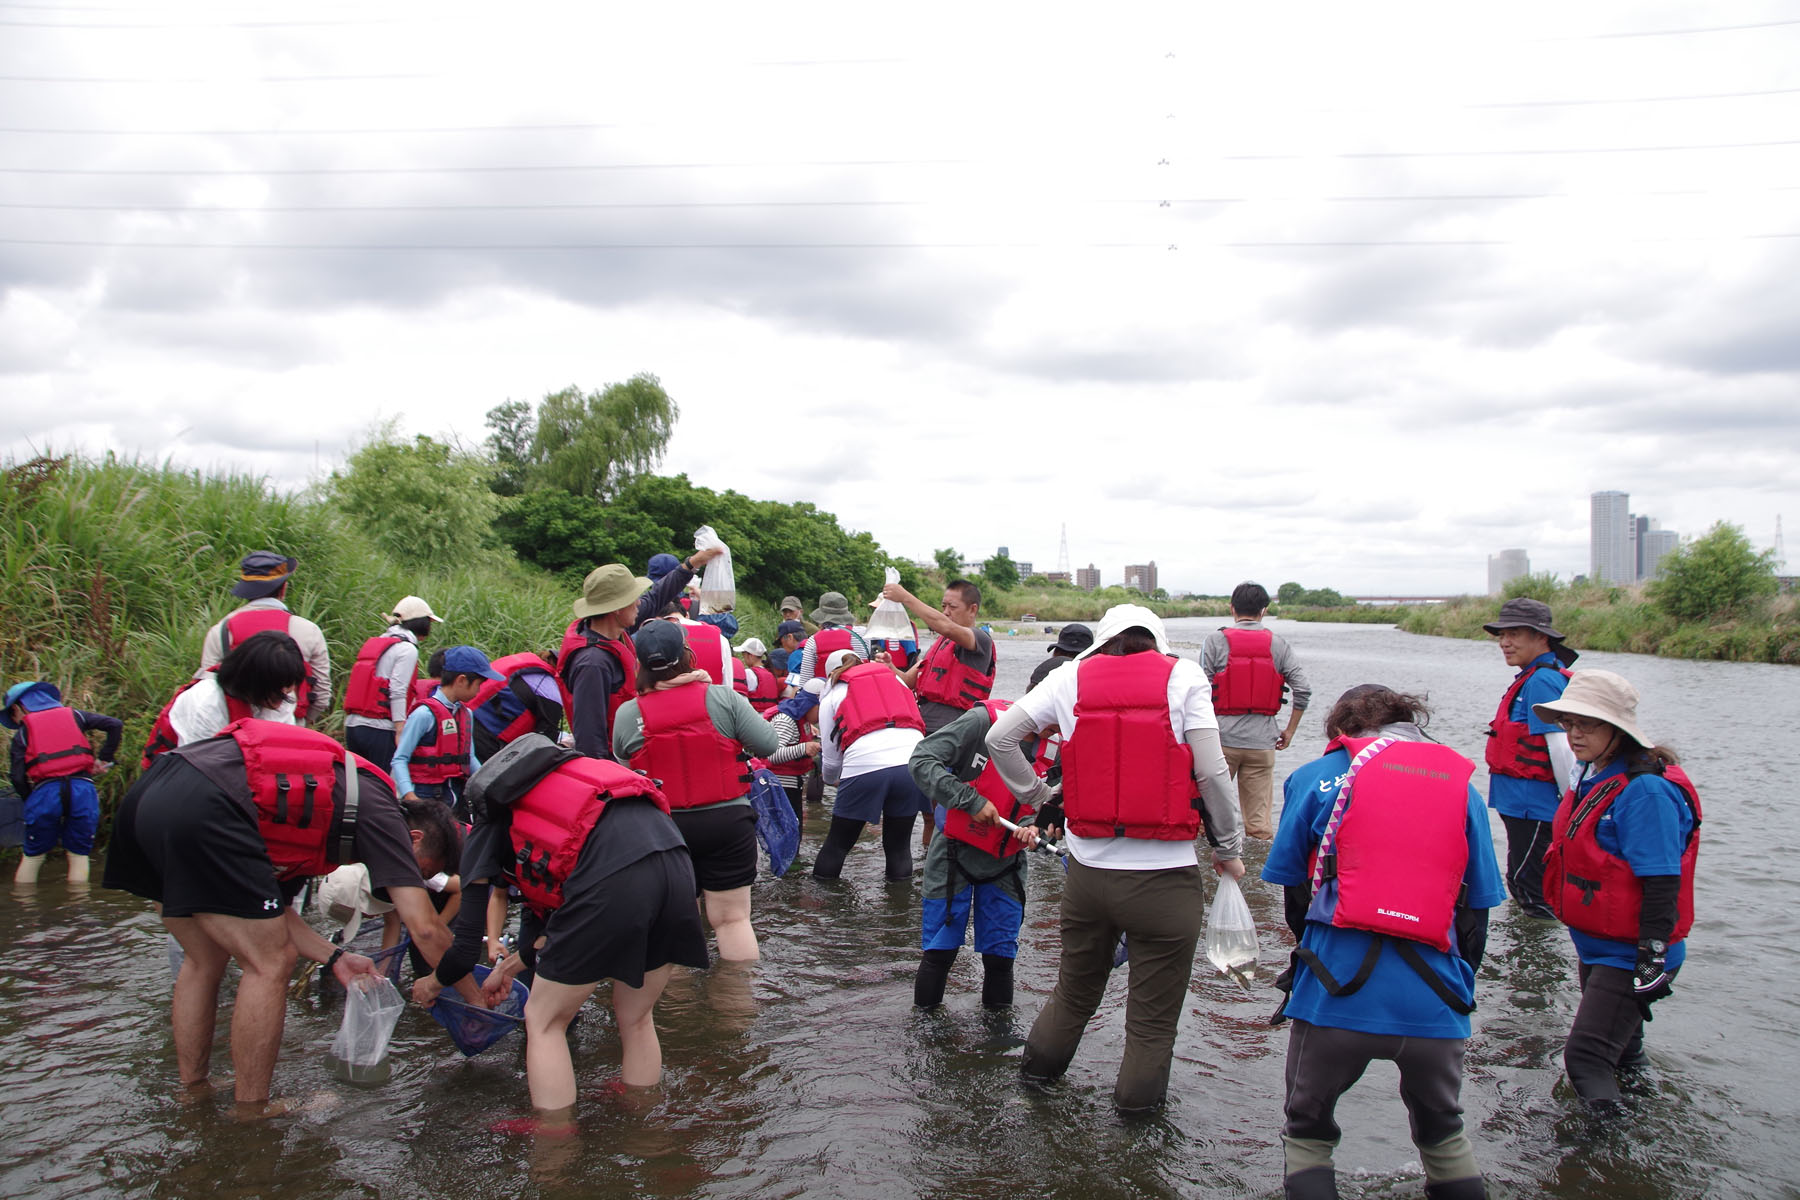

{"left": 1224, "top": 745, "right": 1277, "bottom": 839}
{"left": 1020, "top": 859, "right": 1205, "bottom": 1110}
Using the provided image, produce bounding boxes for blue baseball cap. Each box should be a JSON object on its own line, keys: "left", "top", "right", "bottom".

{"left": 632, "top": 620, "right": 688, "bottom": 671}
{"left": 775, "top": 619, "right": 806, "bottom": 640}
{"left": 439, "top": 645, "right": 504, "bottom": 681}
{"left": 1, "top": 681, "right": 63, "bottom": 729}
{"left": 646, "top": 553, "right": 683, "bottom": 581}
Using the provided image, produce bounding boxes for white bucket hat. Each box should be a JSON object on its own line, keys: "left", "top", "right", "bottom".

{"left": 1077, "top": 603, "right": 1171, "bottom": 658}
{"left": 1532, "top": 669, "right": 1652, "bottom": 748}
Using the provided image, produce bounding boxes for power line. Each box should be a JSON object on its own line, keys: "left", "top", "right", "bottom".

{"left": 0, "top": 158, "right": 977, "bottom": 175}
{"left": 0, "top": 72, "right": 433, "bottom": 83}
{"left": 1547, "top": 16, "right": 1800, "bottom": 39}
{"left": 1, "top": 232, "right": 1794, "bottom": 251}
{"left": 4, "top": 184, "right": 1798, "bottom": 216}
{"left": 1220, "top": 137, "right": 1800, "bottom": 160}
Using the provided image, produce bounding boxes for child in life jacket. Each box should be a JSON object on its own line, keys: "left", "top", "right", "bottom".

{"left": 1263, "top": 684, "right": 1505, "bottom": 1200}
{"left": 392, "top": 646, "right": 502, "bottom": 818}
{"left": 906, "top": 699, "right": 1047, "bottom": 1010}
{"left": 4, "top": 681, "right": 122, "bottom": 883}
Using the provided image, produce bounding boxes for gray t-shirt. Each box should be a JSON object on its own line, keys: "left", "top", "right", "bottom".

{"left": 1199, "top": 619, "right": 1312, "bottom": 750}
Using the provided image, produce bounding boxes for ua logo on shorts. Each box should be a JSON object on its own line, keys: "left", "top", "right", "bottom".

{"left": 262, "top": 899, "right": 280, "bottom": 911}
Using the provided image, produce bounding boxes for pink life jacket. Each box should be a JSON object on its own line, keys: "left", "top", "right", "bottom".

{"left": 1309, "top": 736, "right": 1474, "bottom": 953}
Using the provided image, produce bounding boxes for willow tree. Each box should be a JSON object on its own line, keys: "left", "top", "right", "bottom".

{"left": 485, "top": 373, "right": 679, "bottom": 501}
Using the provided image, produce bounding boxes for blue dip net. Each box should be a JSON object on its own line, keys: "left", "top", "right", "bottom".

{"left": 430, "top": 963, "right": 528, "bottom": 1056}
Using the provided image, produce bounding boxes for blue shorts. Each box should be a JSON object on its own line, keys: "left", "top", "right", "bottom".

{"left": 922, "top": 882, "right": 1023, "bottom": 957}
{"left": 23, "top": 776, "right": 100, "bottom": 857}
{"left": 833, "top": 765, "right": 928, "bottom": 824}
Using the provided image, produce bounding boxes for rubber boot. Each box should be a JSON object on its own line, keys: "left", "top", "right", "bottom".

{"left": 1424, "top": 1177, "right": 1487, "bottom": 1200}
{"left": 914, "top": 949, "right": 956, "bottom": 1008}
{"left": 1283, "top": 1167, "right": 1338, "bottom": 1200}
{"left": 980, "top": 954, "right": 1014, "bottom": 1008}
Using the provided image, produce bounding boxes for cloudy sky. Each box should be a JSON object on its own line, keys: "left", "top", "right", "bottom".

{"left": 3, "top": 1, "right": 1796, "bottom": 594}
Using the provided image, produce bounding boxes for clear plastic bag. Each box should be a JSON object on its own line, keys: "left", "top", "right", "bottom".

{"left": 328, "top": 975, "right": 405, "bottom": 1081}
{"left": 865, "top": 567, "right": 914, "bottom": 643}
{"left": 693, "top": 525, "right": 736, "bottom": 611}
{"left": 1204, "top": 874, "right": 1259, "bottom": 975}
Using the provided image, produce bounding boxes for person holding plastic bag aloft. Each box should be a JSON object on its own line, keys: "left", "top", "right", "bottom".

{"left": 411, "top": 735, "right": 708, "bottom": 1130}
{"left": 986, "top": 604, "right": 1243, "bottom": 1113}
{"left": 1263, "top": 685, "right": 1503, "bottom": 1200}
{"left": 907, "top": 698, "right": 1047, "bottom": 1011}
{"left": 866, "top": 568, "right": 921, "bottom": 671}
{"left": 1533, "top": 670, "right": 1700, "bottom": 1114}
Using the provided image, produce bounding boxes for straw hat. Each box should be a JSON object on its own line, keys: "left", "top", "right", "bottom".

{"left": 572, "top": 564, "right": 652, "bottom": 621}
{"left": 1532, "top": 669, "right": 1652, "bottom": 748}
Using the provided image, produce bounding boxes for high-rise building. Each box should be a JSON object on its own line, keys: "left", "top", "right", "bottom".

{"left": 1075, "top": 563, "right": 1100, "bottom": 591}
{"left": 1642, "top": 529, "right": 1680, "bottom": 581}
{"left": 1488, "top": 549, "right": 1530, "bottom": 595}
{"left": 1124, "top": 561, "right": 1159, "bottom": 593}
{"left": 1591, "top": 491, "right": 1633, "bottom": 585}
{"left": 1632, "top": 514, "right": 1649, "bottom": 579}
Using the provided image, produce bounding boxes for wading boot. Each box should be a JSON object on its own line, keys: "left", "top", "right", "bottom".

{"left": 1283, "top": 1167, "right": 1338, "bottom": 1200}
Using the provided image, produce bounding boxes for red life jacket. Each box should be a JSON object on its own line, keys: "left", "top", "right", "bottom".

{"left": 19, "top": 707, "right": 97, "bottom": 782}
{"left": 1484, "top": 664, "right": 1572, "bottom": 782}
{"left": 221, "top": 608, "right": 316, "bottom": 723}
{"left": 409, "top": 677, "right": 436, "bottom": 708}
{"left": 509, "top": 756, "right": 669, "bottom": 914}
{"left": 915, "top": 631, "right": 996, "bottom": 709}
{"left": 1309, "top": 736, "right": 1474, "bottom": 953}
{"left": 627, "top": 682, "right": 752, "bottom": 809}
{"left": 408, "top": 695, "right": 472, "bottom": 784}
{"left": 470, "top": 653, "right": 574, "bottom": 746}
{"left": 677, "top": 621, "right": 729, "bottom": 686}
{"left": 1210, "top": 627, "right": 1285, "bottom": 716}
{"left": 556, "top": 619, "right": 639, "bottom": 739}
{"left": 226, "top": 719, "right": 368, "bottom": 882}
{"left": 1059, "top": 653, "right": 1201, "bottom": 841}
{"left": 141, "top": 670, "right": 254, "bottom": 769}
{"left": 873, "top": 637, "right": 914, "bottom": 671}
{"left": 832, "top": 663, "right": 926, "bottom": 749}
{"left": 342, "top": 635, "right": 418, "bottom": 720}
{"left": 808, "top": 628, "right": 854, "bottom": 677}
{"left": 1543, "top": 765, "right": 1701, "bottom": 943}
{"left": 940, "top": 699, "right": 1040, "bottom": 858}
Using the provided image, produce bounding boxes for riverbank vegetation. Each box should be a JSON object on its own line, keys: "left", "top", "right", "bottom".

{"left": 1397, "top": 524, "right": 1795, "bottom": 664}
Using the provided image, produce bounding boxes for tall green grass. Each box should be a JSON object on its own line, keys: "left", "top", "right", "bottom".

{"left": 0, "top": 454, "right": 575, "bottom": 840}
{"left": 1394, "top": 583, "right": 1799, "bottom": 664}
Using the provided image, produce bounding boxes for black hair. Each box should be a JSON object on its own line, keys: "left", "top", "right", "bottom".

{"left": 400, "top": 797, "right": 462, "bottom": 874}
{"left": 425, "top": 649, "right": 446, "bottom": 676}
{"left": 1094, "top": 628, "right": 1159, "bottom": 656}
{"left": 1323, "top": 686, "right": 1431, "bottom": 739}
{"left": 634, "top": 647, "right": 694, "bottom": 693}
{"left": 217, "top": 630, "right": 307, "bottom": 709}
{"left": 947, "top": 579, "right": 981, "bottom": 610}
{"left": 656, "top": 601, "right": 685, "bottom": 618}
{"left": 400, "top": 616, "right": 434, "bottom": 639}
{"left": 1231, "top": 581, "right": 1270, "bottom": 615}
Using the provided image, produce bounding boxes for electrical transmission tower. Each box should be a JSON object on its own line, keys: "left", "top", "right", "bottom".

{"left": 1056, "top": 524, "right": 1071, "bottom": 577}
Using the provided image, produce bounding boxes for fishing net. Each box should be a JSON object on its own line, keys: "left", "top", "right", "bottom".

{"left": 430, "top": 963, "right": 528, "bottom": 1057}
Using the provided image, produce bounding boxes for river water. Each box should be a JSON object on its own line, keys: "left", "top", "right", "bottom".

{"left": 2, "top": 618, "right": 1796, "bottom": 1199}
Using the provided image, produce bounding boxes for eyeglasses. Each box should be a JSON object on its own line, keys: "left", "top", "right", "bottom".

{"left": 1554, "top": 715, "right": 1613, "bottom": 734}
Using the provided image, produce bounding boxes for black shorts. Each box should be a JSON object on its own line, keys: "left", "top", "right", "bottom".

{"left": 535, "top": 848, "right": 710, "bottom": 988}
{"left": 669, "top": 803, "right": 759, "bottom": 893}
{"left": 102, "top": 757, "right": 289, "bottom": 920}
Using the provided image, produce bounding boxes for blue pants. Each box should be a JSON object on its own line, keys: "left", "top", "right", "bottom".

{"left": 23, "top": 776, "right": 100, "bottom": 856}
{"left": 922, "top": 882, "right": 1023, "bottom": 957}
